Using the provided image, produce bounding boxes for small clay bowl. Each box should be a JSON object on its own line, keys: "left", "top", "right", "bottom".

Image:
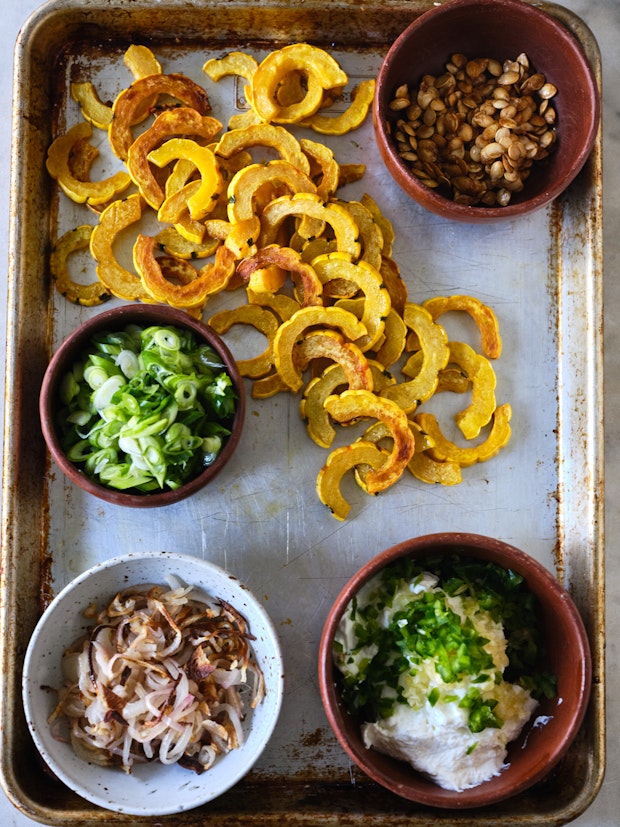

{"left": 39, "top": 304, "right": 245, "bottom": 507}
{"left": 318, "top": 533, "right": 592, "bottom": 808}
{"left": 373, "top": 0, "right": 600, "bottom": 222}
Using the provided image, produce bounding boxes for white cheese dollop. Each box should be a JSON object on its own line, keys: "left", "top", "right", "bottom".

{"left": 362, "top": 679, "right": 537, "bottom": 791}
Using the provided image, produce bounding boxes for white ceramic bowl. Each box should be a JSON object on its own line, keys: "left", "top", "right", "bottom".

{"left": 22, "top": 551, "right": 284, "bottom": 816}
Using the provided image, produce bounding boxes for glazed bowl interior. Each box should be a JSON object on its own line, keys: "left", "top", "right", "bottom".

{"left": 39, "top": 303, "right": 245, "bottom": 508}
{"left": 373, "top": 0, "right": 600, "bottom": 222}
{"left": 318, "top": 533, "right": 592, "bottom": 808}
{"left": 22, "top": 550, "right": 284, "bottom": 816}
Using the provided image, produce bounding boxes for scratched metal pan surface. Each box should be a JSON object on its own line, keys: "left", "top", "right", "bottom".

{"left": 0, "top": 0, "right": 604, "bottom": 824}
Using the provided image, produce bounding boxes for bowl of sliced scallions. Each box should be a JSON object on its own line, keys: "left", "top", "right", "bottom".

{"left": 39, "top": 304, "right": 245, "bottom": 507}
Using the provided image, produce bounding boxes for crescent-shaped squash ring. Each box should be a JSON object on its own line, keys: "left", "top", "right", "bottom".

{"left": 133, "top": 233, "right": 236, "bottom": 307}
{"left": 89, "top": 194, "right": 153, "bottom": 301}
{"left": 324, "top": 389, "right": 416, "bottom": 493}
{"left": 46, "top": 122, "right": 131, "bottom": 206}
{"left": 414, "top": 403, "right": 512, "bottom": 468}
{"left": 50, "top": 225, "right": 111, "bottom": 306}
{"left": 109, "top": 73, "right": 212, "bottom": 161}
{"left": 316, "top": 440, "right": 388, "bottom": 521}
{"left": 236, "top": 245, "right": 323, "bottom": 307}
{"left": 272, "top": 305, "right": 367, "bottom": 392}
{"left": 127, "top": 108, "right": 222, "bottom": 208}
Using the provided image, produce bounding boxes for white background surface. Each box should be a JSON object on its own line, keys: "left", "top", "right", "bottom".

{"left": 0, "top": 0, "right": 617, "bottom": 825}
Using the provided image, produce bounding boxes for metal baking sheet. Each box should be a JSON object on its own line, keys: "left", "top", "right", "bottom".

{"left": 0, "top": 0, "right": 604, "bottom": 824}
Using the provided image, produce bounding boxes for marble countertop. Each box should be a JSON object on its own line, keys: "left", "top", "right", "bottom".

{"left": 0, "top": 1, "right": 617, "bottom": 824}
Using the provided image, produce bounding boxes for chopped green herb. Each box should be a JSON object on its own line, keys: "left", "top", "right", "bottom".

{"left": 335, "top": 554, "right": 557, "bottom": 733}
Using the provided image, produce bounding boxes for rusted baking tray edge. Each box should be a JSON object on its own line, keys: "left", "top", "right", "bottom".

{"left": 0, "top": 0, "right": 604, "bottom": 825}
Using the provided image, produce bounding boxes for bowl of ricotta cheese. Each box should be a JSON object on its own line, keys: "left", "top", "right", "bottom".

{"left": 318, "top": 533, "right": 591, "bottom": 808}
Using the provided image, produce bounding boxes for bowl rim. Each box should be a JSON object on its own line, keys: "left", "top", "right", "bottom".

{"left": 38, "top": 303, "right": 246, "bottom": 508}
{"left": 373, "top": 0, "right": 601, "bottom": 222}
{"left": 318, "top": 532, "right": 592, "bottom": 808}
{"left": 22, "top": 550, "right": 285, "bottom": 815}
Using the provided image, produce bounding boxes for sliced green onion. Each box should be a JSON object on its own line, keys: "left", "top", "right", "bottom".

{"left": 92, "top": 374, "right": 126, "bottom": 412}
{"left": 56, "top": 322, "right": 237, "bottom": 494}
{"left": 84, "top": 364, "right": 113, "bottom": 391}
{"left": 66, "top": 409, "right": 92, "bottom": 427}
{"left": 116, "top": 349, "right": 140, "bottom": 378}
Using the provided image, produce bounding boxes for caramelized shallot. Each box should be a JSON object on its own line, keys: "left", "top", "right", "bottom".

{"left": 49, "top": 581, "right": 265, "bottom": 774}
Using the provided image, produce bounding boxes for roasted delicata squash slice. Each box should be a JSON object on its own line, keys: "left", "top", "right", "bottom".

{"left": 362, "top": 193, "right": 395, "bottom": 258}
{"left": 109, "top": 73, "right": 212, "bottom": 160}
{"left": 226, "top": 158, "right": 322, "bottom": 243}
{"left": 408, "top": 449, "right": 463, "bottom": 486}
{"left": 301, "top": 365, "right": 352, "bottom": 449}
{"left": 147, "top": 138, "right": 224, "bottom": 221}
{"left": 336, "top": 198, "right": 383, "bottom": 271}
{"left": 300, "top": 138, "right": 340, "bottom": 200}
{"left": 324, "top": 389, "right": 416, "bottom": 493}
{"left": 227, "top": 160, "right": 317, "bottom": 224}
{"left": 70, "top": 82, "right": 113, "bottom": 129}
{"left": 312, "top": 252, "right": 391, "bottom": 351}
{"left": 123, "top": 44, "right": 162, "bottom": 79}
{"left": 447, "top": 340, "right": 497, "bottom": 439}
{"left": 251, "top": 369, "right": 291, "bottom": 399}
{"left": 46, "top": 122, "right": 132, "bottom": 206}
{"left": 133, "top": 233, "right": 236, "bottom": 308}
{"left": 371, "top": 307, "right": 408, "bottom": 368}
{"left": 208, "top": 304, "right": 280, "bottom": 378}
{"left": 378, "top": 256, "right": 408, "bottom": 316}
{"left": 240, "top": 262, "right": 288, "bottom": 295}
{"left": 294, "top": 330, "right": 373, "bottom": 392}
{"left": 203, "top": 51, "right": 259, "bottom": 83}
{"left": 381, "top": 303, "right": 450, "bottom": 413}
{"left": 316, "top": 440, "right": 388, "bottom": 520}
{"left": 364, "top": 419, "right": 463, "bottom": 487}
{"left": 338, "top": 163, "right": 367, "bottom": 189}
{"left": 214, "top": 123, "right": 311, "bottom": 176}
{"left": 89, "top": 194, "right": 154, "bottom": 301}
{"left": 302, "top": 79, "right": 376, "bottom": 136}
{"left": 66, "top": 135, "right": 103, "bottom": 185}
{"left": 154, "top": 226, "right": 220, "bottom": 260}
{"left": 247, "top": 288, "right": 301, "bottom": 322}
{"left": 259, "top": 193, "right": 361, "bottom": 260}
{"left": 273, "top": 305, "right": 367, "bottom": 392}
{"left": 436, "top": 365, "right": 471, "bottom": 394}
{"left": 236, "top": 245, "right": 323, "bottom": 306}
{"left": 275, "top": 70, "right": 311, "bottom": 108}
{"left": 404, "top": 354, "right": 471, "bottom": 395}
{"left": 423, "top": 294, "right": 503, "bottom": 360}
{"left": 223, "top": 217, "right": 262, "bottom": 259}
{"left": 301, "top": 360, "right": 393, "bottom": 448}
{"left": 127, "top": 108, "right": 223, "bottom": 208}
{"left": 157, "top": 179, "right": 208, "bottom": 245}
{"left": 414, "top": 403, "right": 512, "bottom": 468}
{"left": 151, "top": 255, "right": 216, "bottom": 316}
{"left": 50, "top": 225, "right": 111, "bottom": 306}
{"left": 121, "top": 45, "right": 164, "bottom": 123}
{"left": 250, "top": 44, "right": 348, "bottom": 124}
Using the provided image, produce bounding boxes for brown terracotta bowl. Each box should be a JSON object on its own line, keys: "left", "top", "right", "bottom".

{"left": 318, "top": 533, "right": 592, "bottom": 808}
{"left": 373, "top": 0, "right": 600, "bottom": 222}
{"left": 39, "top": 304, "right": 245, "bottom": 508}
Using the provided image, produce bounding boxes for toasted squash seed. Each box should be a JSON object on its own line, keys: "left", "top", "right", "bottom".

{"left": 388, "top": 52, "right": 558, "bottom": 206}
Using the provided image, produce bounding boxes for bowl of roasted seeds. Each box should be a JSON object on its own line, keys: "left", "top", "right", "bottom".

{"left": 373, "top": 0, "right": 600, "bottom": 222}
